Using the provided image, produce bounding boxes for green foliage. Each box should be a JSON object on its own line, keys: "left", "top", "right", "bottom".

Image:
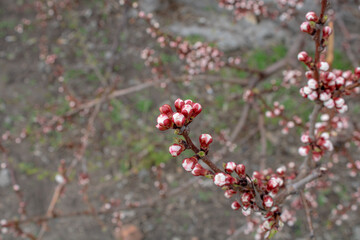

{"left": 197, "top": 191, "right": 212, "bottom": 202}
{"left": 136, "top": 98, "right": 153, "bottom": 113}
{"left": 247, "top": 44, "right": 287, "bottom": 70}
{"left": 160, "top": 53, "right": 178, "bottom": 64}
{"left": 184, "top": 34, "right": 206, "bottom": 44}
{"left": 332, "top": 50, "right": 352, "bottom": 70}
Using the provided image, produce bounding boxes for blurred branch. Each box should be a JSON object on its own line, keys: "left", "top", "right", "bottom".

{"left": 300, "top": 191, "right": 316, "bottom": 240}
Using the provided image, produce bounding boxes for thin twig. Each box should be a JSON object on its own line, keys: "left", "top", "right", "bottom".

{"left": 300, "top": 191, "right": 316, "bottom": 240}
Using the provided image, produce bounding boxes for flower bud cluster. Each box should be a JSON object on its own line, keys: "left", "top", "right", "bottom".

{"left": 140, "top": 48, "right": 164, "bottom": 76}
{"left": 171, "top": 40, "right": 225, "bottom": 76}
{"left": 264, "top": 101, "right": 302, "bottom": 135}
{"left": 282, "top": 69, "right": 302, "bottom": 88}
{"left": 300, "top": 11, "right": 332, "bottom": 37}
{"left": 279, "top": 116, "right": 302, "bottom": 135}
{"left": 276, "top": 0, "right": 304, "bottom": 22}
{"left": 346, "top": 160, "right": 360, "bottom": 177}
{"left": 243, "top": 89, "right": 255, "bottom": 102}
{"left": 213, "top": 162, "right": 293, "bottom": 239}
{"left": 298, "top": 130, "right": 333, "bottom": 161}
{"left": 319, "top": 114, "right": 349, "bottom": 132}
{"left": 218, "top": 0, "right": 267, "bottom": 20}
{"left": 265, "top": 101, "right": 284, "bottom": 118}
{"left": 138, "top": 8, "right": 226, "bottom": 77}
{"left": 251, "top": 168, "right": 290, "bottom": 239}
{"left": 156, "top": 98, "right": 202, "bottom": 131}
{"left": 330, "top": 196, "right": 359, "bottom": 227}
{"left": 298, "top": 68, "right": 360, "bottom": 113}
{"left": 354, "top": 130, "right": 360, "bottom": 148}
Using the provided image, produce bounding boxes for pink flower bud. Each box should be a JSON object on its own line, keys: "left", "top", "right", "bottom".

{"left": 299, "top": 88, "right": 307, "bottom": 97}
{"left": 231, "top": 201, "right": 241, "bottom": 210}
{"left": 342, "top": 70, "right": 352, "bottom": 79}
{"left": 182, "top": 157, "right": 198, "bottom": 171}
{"left": 174, "top": 98, "right": 185, "bottom": 112}
{"left": 312, "top": 152, "right": 322, "bottom": 162}
{"left": 224, "top": 189, "right": 237, "bottom": 199}
{"left": 276, "top": 166, "right": 286, "bottom": 175}
{"left": 323, "top": 140, "right": 334, "bottom": 151}
{"left": 334, "top": 98, "right": 345, "bottom": 108}
{"left": 169, "top": 144, "right": 184, "bottom": 157}
{"left": 307, "top": 79, "right": 318, "bottom": 89}
{"left": 184, "top": 99, "right": 194, "bottom": 106}
{"left": 156, "top": 124, "right": 169, "bottom": 131}
{"left": 252, "top": 171, "right": 263, "bottom": 180}
{"left": 297, "top": 51, "right": 309, "bottom": 62}
{"left": 235, "top": 164, "right": 246, "bottom": 177}
{"left": 159, "top": 104, "right": 173, "bottom": 115}
{"left": 319, "top": 92, "right": 331, "bottom": 102}
{"left": 355, "top": 67, "right": 360, "bottom": 75}
{"left": 300, "top": 22, "right": 314, "bottom": 34}
{"left": 322, "top": 26, "right": 333, "bottom": 38}
{"left": 321, "top": 132, "right": 330, "bottom": 140}
{"left": 301, "top": 134, "right": 311, "bottom": 143}
{"left": 262, "top": 219, "right": 275, "bottom": 231}
{"left": 303, "top": 86, "right": 312, "bottom": 95}
{"left": 298, "top": 146, "right": 310, "bottom": 156}
{"left": 319, "top": 62, "right": 330, "bottom": 71}
{"left": 335, "top": 77, "right": 345, "bottom": 86}
{"left": 305, "top": 71, "right": 314, "bottom": 79}
{"left": 191, "top": 163, "right": 209, "bottom": 176}
{"left": 242, "top": 208, "right": 251, "bottom": 216}
{"left": 181, "top": 104, "right": 194, "bottom": 118}
{"left": 263, "top": 195, "right": 274, "bottom": 208}
{"left": 172, "top": 112, "right": 186, "bottom": 127}
{"left": 157, "top": 114, "right": 172, "bottom": 128}
{"left": 307, "top": 91, "right": 318, "bottom": 101}
{"left": 241, "top": 193, "right": 253, "bottom": 207}
{"left": 214, "top": 172, "right": 227, "bottom": 187}
{"left": 337, "top": 104, "right": 348, "bottom": 113}
{"left": 305, "top": 11, "right": 318, "bottom": 22}
{"left": 192, "top": 103, "right": 202, "bottom": 117}
{"left": 225, "top": 162, "right": 237, "bottom": 173}
{"left": 267, "top": 177, "right": 279, "bottom": 191}
{"left": 324, "top": 99, "right": 335, "bottom": 109}
{"left": 199, "top": 134, "right": 213, "bottom": 148}
{"left": 325, "top": 72, "right": 336, "bottom": 82}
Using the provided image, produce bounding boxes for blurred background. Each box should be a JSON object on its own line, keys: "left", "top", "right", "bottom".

{"left": 0, "top": 0, "right": 360, "bottom": 239}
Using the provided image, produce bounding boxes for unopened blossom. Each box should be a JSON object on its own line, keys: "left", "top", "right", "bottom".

{"left": 267, "top": 177, "right": 279, "bottom": 191}
{"left": 241, "top": 192, "right": 253, "bottom": 207}
{"left": 225, "top": 162, "right": 237, "bottom": 173}
{"left": 174, "top": 98, "right": 185, "bottom": 112}
{"left": 235, "top": 164, "right": 246, "bottom": 177}
{"left": 224, "top": 189, "right": 237, "bottom": 199}
{"left": 305, "top": 11, "right": 318, "bottom": 22}
{"left": 172, "top": 112, "right": 186, "bottom": 127}
{"left": 298, "top": 146, "right": 310, "bottom": 156}
{"left": 181, "top": 104, "right": 193, "bottom": 118}
{"left": 214, "top": 172, "right": 228, "bottom": 187}
{"left": 231, "top": 201, "right": 241, "bottom": 210}
{"left": 300, "top": 21, "right": 314, "bottom": 34}
{"left": 169, "top": 144, "right": 184, "bottom": 157}
{"left": 159, "top": 104, "right": 173, "bottom": 115}
{"left": 263, "top": 195, "right": 274, "bottom": 208}
{"left": 157, "top": 114, "right": 172, "bottom": 128}
{"left": 199, "top": 134, "right": 213, "bottom": 148}
{"left": 182, "top": 157, "right": 198, "bottom": 171}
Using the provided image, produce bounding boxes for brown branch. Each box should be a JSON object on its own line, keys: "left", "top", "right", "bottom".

{"left": 258, "top": 111, "right": 267, "bottom": 172}
{"left": 274, "top": 168, "right": 326, "bottom": 204}
{"left": 182, "top": 129, "right": 223, "bottom": 173}
{"left": 300, "top": 191, "right": 316, "bottom": 240}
